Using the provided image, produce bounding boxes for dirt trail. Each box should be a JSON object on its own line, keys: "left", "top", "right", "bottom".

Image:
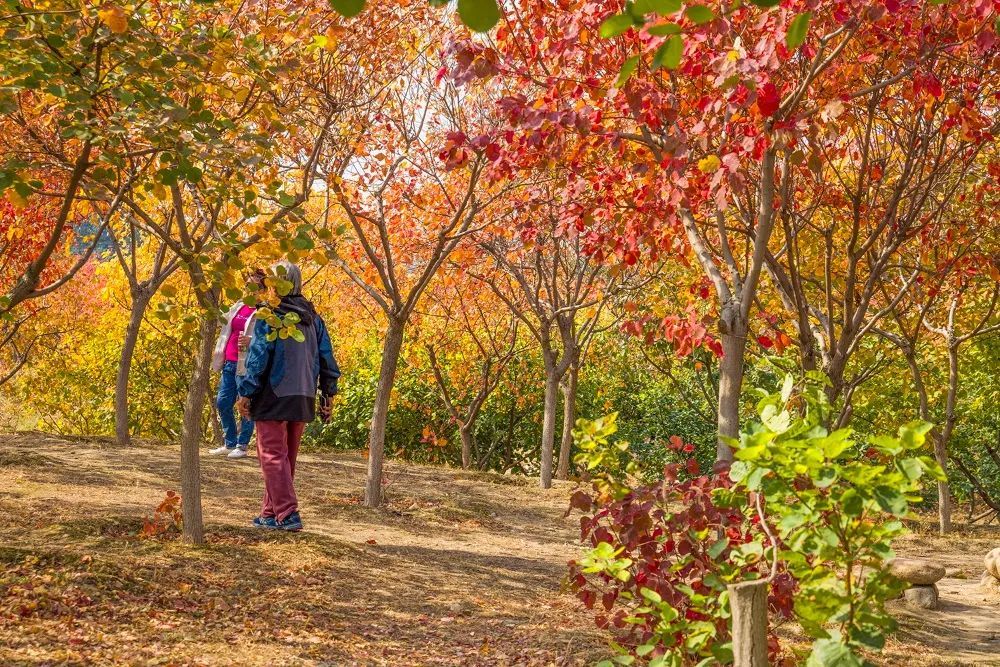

{"left": 2, "top": 433, "right": 1000, "bottom": 666}
{"left": 0, "top": 433, "right": 607, "bottom": 666}
{"left": 883, "top": 530, "right": 1000, "bottom": 666}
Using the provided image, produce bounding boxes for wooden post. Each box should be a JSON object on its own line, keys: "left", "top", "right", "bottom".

{"left": 728, "top": 579, "right": 769, "bottom": 667}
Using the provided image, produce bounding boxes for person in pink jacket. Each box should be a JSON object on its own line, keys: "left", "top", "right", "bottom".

{"left": 209, "top": 269, "right": 265, "bottom": 459}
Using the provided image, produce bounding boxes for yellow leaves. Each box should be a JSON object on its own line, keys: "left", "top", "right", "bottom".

{"left": 726, "top": 49, "right": 739, "bottom": 62}
{"left": 152, "top": 183, "right": 167, "bottom": 201}
{"left": 98, "top": 4, "right": 128, "bottom": 34}
{"left": 697, "top": 154, "right": 721, "bottom": 174}
{"left": 5, "top": 189, "right": 29, "bottom": 210}
{"left": 211, "top": 58, "right": 228, "bottom": 76}
{"left": 312, "top": 26, "right": 345, "bottom": 53}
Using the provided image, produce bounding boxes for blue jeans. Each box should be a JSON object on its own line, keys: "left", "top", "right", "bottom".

{"left": 217, "top": 361, "right": 254, "bottom": 449}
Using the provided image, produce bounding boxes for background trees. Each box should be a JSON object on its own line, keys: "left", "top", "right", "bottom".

{"left": 0, "top": 0, "right": 996, "bottom": 583}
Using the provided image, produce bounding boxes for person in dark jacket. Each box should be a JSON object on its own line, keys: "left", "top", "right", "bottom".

{"left": 236, "top": 261, "right": 340, "bottom": 531}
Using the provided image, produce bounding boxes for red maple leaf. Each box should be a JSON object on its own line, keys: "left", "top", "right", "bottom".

{"left": 756, "top": 83, "right": 781, "bottom": 117}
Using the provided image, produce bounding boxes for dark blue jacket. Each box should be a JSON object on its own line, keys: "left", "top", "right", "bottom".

{"left": 237, "top": 294, "right": 340, "bottom": 422}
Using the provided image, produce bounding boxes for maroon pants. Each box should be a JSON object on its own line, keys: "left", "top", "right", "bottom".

{"left": 255, "top": 420, "right": 305, "bottom": 522}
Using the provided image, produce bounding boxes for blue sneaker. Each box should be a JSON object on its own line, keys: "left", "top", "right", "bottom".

{"left": 252, "top": 515, "right": 278, "bottom": 529}
{"left": 276, "top": 512, "right": 302, "bottom": 532}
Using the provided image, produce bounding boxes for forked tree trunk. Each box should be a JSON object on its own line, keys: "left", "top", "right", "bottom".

{"left": 179, "top": 315, "right": 218, "bottom": 544}
{"left": 539, "top": 368, "right": 560, "bottom": 489}
{"left": 717, "top": 326, "right": 748, "bottom": 462}
{"left": 556, "top": 364, "right": 579, "bottom": 480}
{"left": 728, "top": 579, "right": 769, "bottom": 667}
{"left": 114, "top": 289, "right": 152, "bottom": 447}
{"left": 364, "top": 318, "right": 405, "bottom": 508}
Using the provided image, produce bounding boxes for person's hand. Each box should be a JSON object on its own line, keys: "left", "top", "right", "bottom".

{"left": 318, "top": 394, "right": 332, "bottom": 423}
{"left": 236, "top": 396, "right": 251, "bottom": 418}
{"left": 238, "top": 335, "right": 251, "bottom": 351}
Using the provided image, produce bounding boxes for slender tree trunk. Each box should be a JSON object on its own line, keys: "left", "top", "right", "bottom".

{"left": 556, "top": 364, "right": 579, "bottom": 480}
{"left": 459, "top": 424, "right": 475, "bottom": 470}
{"left": 114, "top": 289, "right": 152, "bottom": 447}
{"left": 179, "top": 315, "right": 218, "bottom": 545}
{"left": 364, "top": 318, "right": 405, "bottom": 508}
{"left": 540, "top": 366, "right": 560, "bottom": 489}
{"left": 935, "top": 344, "right": 959, "bottom": 535}
{"left": 717, "top": 327, "right": 747, "bottom": 462}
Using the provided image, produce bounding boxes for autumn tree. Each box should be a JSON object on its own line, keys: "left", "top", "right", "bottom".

{"left": 319, "top": 14, "right": 515, "bottom": 506}
{"left": 475, "top": 180, "right": 643, "bottom": 487}
{"left": 418, "top": 260, "right": 519, "bottom": 469}
{"left": 443, "top": 0, "right": 998, "bottom": 464}
{"left": 763, "top": 37, "right": 997, "bottom": 428}
{"left": 104, "top": 218, "right": 181, "bottom": 446}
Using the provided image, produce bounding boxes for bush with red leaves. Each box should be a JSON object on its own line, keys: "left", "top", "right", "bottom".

{"left": 567, "top": 415, "right": 795, "bottom": 665}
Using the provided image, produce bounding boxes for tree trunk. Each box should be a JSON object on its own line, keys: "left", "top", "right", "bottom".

{"left": 556, "top": 364, "right": 579, "bottom": 480}
{"left": 364, "top": 318, "right": 405, "bottom": 508}
{"left": 935, "top": 344, "right": 959, "bottom": 535}
{"left": 717, "top": 327, "right": 747, "bottom": 462}
{"left": 459, "top": 424, "right": 475, "bottom": 470}
{"left": 539, "top": 367, "right": 560, "bottom": 489}
{"left": 114, "top": 289, "right": 152, "bottom": 447}
{"left": 901, "top": 346, "right": 949, "bottom": 533}
{"left": 728, "top": 580, "right": 769, "bottom": 667}
{"left": 179, "top": 314, "right": 218, "bottom": 545}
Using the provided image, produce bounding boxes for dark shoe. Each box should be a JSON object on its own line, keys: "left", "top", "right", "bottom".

{"left": 252, "top": 515, "right": 278, "bottom": 529}
{"left": 275, "top": 512, "right": 302, "bottom": 532}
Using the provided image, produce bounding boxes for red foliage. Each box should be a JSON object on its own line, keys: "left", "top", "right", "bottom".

{"left": 568, "top": 456, "right": 795, "bottom": 660}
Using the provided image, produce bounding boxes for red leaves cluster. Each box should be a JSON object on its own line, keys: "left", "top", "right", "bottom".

{"left": 622, "top": 304, "right": 721, "bottom": 357}
{"left": 568, "top": 459, "right": 795, "bottom": 658}
{"left": 139, "top": 490, "right": 182, "bottom": 539}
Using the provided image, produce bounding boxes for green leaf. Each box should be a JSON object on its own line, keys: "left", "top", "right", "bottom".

{"left": 840, "top": 489, "right": 863, "bottom": 517}
{"left": 640, "top": 587, "right": 662, "bottom": 603}
{"left": 647, "top": 22, "right": 681, "bottom": 36}
{"left": 684, "top": 5, "right": 715, "bottom": 24}
{"left": 786, "top": 12, "right": 812, "bottom": 50}
{"left": 873, "top": 486, "right": 907, "bottom": 516}
{"left": 745, "top": 465, "right": 768, "bottom": 490}
{"left": 729, "top": 460, "right": 751, "bottom": 483}
{"left": 616, "top": 55, "right": 640, "bottom": 87}
{"left": 896, "top": 457, "right": 923, "bottom": 481}
{"left": 780, "top": 373, "right": 794, "bottom": 403}
{"left": 652, "top": 0, "right": 683, "bottom": 12}
{"left": 635, "top": 0, "right": 682, "bottom": 14}
{"left": 600, "top": 13, "right": 635, "bottom": 38}
{"left": 653, "top": 35, "right": 684, "bottom": 70}
{"left": 707, "top": 537, "right": 729, "bottom": 559}
{"left": 806, "top": 638, "right": 863, "bottom": 667}
{"left": 328, "top": 0, "right": 365, "bottom": 18}
{"left": 457, "top": 0, "right": 501, "bottom": 33}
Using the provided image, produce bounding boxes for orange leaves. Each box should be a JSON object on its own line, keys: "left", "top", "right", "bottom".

{"left": 139, "top": 491, "right": 182, "bottom": 539}
{"left": 98, "top": 4, "right": 129, "bottom": 34}
{"left": 956, "top": 19, "right": 977, "bottom": 42}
